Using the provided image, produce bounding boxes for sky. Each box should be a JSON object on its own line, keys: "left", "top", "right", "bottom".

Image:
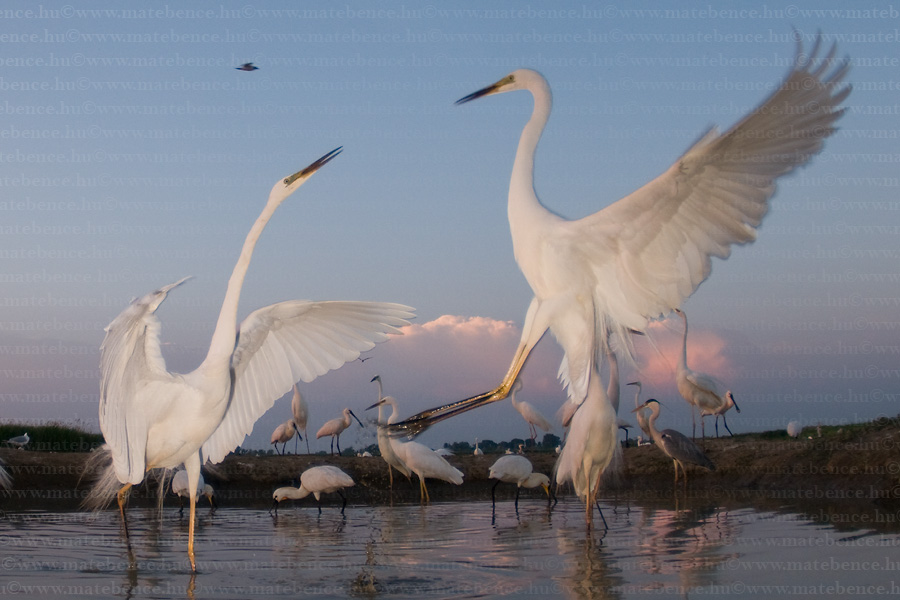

{"left": 0, "top": 1, "right": 897, "bottom": 452}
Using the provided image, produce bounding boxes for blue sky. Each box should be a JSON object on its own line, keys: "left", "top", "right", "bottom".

{"left": 0, "top": 1, "right": 897, "bottom": 451}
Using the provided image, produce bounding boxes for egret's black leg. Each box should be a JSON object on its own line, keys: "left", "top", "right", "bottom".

{"left": 491, "top": 480, "right": 500, "bottom": 510}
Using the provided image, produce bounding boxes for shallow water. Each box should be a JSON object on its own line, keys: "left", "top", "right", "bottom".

{"left": 1, "top": 498, "right": 898, "bottom": 599}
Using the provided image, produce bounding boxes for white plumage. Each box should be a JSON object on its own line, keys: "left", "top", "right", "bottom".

{"left": 93, "top": 147, "right": 413, "bottom": 571}
{"left": 316, "top": 408, "right": 364, "bottom": 456}
{"left": 392, "top": 38, "right": 849, "bottom": 527}
{"left": 674, "top": 309, "right": 740, "bottom": 438}
{"left": 291, "top": 384, "right": 310, "bottom": 454}
{"left": 509, "top": 381, "right": 552, "bottom": 443}
{"left": 270, "top": 420, "right": 296, "bottom": 455}
{"left": 488, "top": 454, "right": 550, "bottom": 509}
{"left": 367, "top": 376, "right": 412, "bottom": 488}
{"left": 272, "top": 465, "right": 355, "bottom": 513}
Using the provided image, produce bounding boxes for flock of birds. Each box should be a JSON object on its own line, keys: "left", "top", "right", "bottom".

{"left": 0, "top": 37, "right": 850, "bottom": 573}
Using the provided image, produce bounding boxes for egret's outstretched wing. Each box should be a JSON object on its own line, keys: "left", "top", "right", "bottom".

{"left": 580, "top": 38, "right": 850, "bottom": 338}
{"left": 99, "top": 277, "right": 191, "bottom": 484}
{"left": 201, "top": 301, "right": 413, "bottom": 463}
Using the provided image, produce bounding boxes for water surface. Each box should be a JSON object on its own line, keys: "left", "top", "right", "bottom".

{"left": 2, "top": 498, "right": 898, "bottom": 598}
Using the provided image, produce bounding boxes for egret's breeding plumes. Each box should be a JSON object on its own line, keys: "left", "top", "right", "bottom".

{"left": 389, "top": 38, "right": 848, "bottom": 519}
{"left": 635, "top": 399, "right": 716, "bottom": 486}
{"left": 674, "top": 309, "right": 741, "bottom": 439}
{"left": 89, "top": 147, "right": 414, "bottom": 572}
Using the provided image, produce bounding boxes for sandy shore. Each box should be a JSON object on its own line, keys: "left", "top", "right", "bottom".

{"left": 2, "top": 418, "right": 898, "bottom": 525}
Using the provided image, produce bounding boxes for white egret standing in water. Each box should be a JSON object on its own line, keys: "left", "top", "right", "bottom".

{"left": 88, "top": 147, "right": 414, "bottom": 572}
{"left": 291, "top": 384, "right": 310, "bottom": 454}
{"left": 390, "top": 38, "right": 849, "bottom": 522}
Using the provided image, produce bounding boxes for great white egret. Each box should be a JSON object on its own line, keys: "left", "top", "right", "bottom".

{"left": 390, "top": 38, "right": 848, "bottom": 515}
{"left": 272, "top": 465, "right": 355, "bottom": 514}
{"left": 88, "top": 147, "right": 414, "bottom": 572}
{"left": 674, "top": 309, "right": 741, "bottom": 438}
{"left": 316, "top": 408, "right": 364, "bottom": 456}
{"left": 367, "top": 376, "right": 412, "bottom": 489}
{"left": 270, "top": 420, "right": 296, "bottom": 455}
{"left": 291, "top": 384, "right": 310, "bottom": 454}
{"left": 509, "top": 380, "right": 552, "bottom": 444}
{"left": 367, "top": 394, "right": 463, "bottom": 502}
{"left": 634, "top": 399, "right": 716, "bottom": 486}
{"left": 488, "top": 454, "right": 551, "bottom": 510}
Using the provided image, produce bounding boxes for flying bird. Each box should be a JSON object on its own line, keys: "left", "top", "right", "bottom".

{"left": 390, "top": 38, "right": 848, "bottom": 520}
{"left": 236, "top": 62, "right": 258, "bottom": 71}
{"left": 87, "top": 147, "right": 413, "bottom": 572}
{"left": 316, "top": 408, "right": 364, "bottom": 456}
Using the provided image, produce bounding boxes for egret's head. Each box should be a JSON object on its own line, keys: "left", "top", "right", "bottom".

{"left": 456, "top": 69, "right": 546, "bottom": 104}
{"left": 269, "top": 146, "right": 342, "bottom": 203}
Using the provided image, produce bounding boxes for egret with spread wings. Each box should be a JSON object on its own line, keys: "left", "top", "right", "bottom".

{"left": 91, "top": 148, "right": 413, "bottom": 572}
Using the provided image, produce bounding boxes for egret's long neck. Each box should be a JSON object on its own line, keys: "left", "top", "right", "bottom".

{"left": 678, "top": 313, "right": 689, "bottom": 372}
{"left": 509, "top": 79, "right": 551, "bottom": 212}
{"left": 606, "top": 351, "right": 619, "bottom": 413}
{"left": 205, "top": 196, "right": 281, "bottom": 367}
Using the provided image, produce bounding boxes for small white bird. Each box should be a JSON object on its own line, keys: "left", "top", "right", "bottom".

{"left": 171, "top": 469, "right": 216, "bottom": 514}
{"left": 316, "top": 408, "right": 364, "bottom": 456}
{"left": 488, "top": 454, "right": 551, "bottom": 510}
{"left": 272, "top": 465, "right": 354, "bottom": 514}
{"left": 509, "top": 381, "right": 552, "bottom": 444}
{"left": 473, "top": 438, "right": 483, "bottom": 456}
{"left": 291, "top": 384, "right": 310, "bottom": 454}
{"left": 674, "top": 309, "right": 741, "bottom": 438}
{"left": 270, "top": 420, "right": 296, "bottom": 455}
{"left": 6, "top": 432, "right": 29, "bottom": 449}
{"left": 787, "top": 421, "right": 802, "bottom": 438}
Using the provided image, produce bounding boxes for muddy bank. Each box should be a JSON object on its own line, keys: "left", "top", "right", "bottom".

{"left": 2, "top": 418, "right": 898, "bottom": 526}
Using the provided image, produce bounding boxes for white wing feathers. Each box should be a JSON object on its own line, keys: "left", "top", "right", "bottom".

{"left": 99, "top": 277, "right": 190, "bottom": 484}
{"left": 582, "top": 38, "right": 850, "bottom": 337}
{"left": 200, "top": 301, "right": 413, "bottom": 464}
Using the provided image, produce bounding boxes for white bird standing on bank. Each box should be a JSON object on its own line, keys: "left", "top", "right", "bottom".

{"left": 674, "top": 309, "right": 741, "bottom": 439}
{"left": 272, "top": 465, "right": 355, "bottom": 514}
{"left": 509, "top": 380, "right": 552, "bottom": 444}
{"left": 635, "top": 399, "right": 716, "bottom": 486}
{"left": 171, "top": 469, "right": 216, "bottom": 514}
{"left": 488, "top": 454, "right": 551, "bottom": 510}
{"left": 6, "top": 432, "right": 29, "bottom": 449}
{"left": 391, "top": 39, "right": 848, "bottom": 522}
{"left": 367, "top": 376, "right": 412, "bottom": 489}
{"left": 270, "top": 420, "right": 296, "bottom": 455}
{"left": 88, "top": 148, "right": 413, "bottom": 572}
{"left": 368, "top": 392, "right": 463, "bottom": 503}
{"left": 473, "top": 438, "right": 483, "bottom": 456}
{"left": 291, "top": 384, "right": 310, "bottom": 454}
{"left": 787, "top": 421, "right": 802, "bottom": 438}
{"left": 316, "top": 408, "right": 364, "bottom": 456}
